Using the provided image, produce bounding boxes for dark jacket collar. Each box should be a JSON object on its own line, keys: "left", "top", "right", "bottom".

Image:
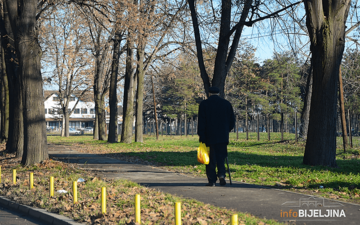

{"left": 208, "top": 95, "right": 220, "bottom": 99}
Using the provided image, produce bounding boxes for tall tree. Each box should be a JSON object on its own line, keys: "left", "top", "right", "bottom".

{"left": 263, "top": 53, "right": 301, "bottom": 141}
{"left": 0, "top": 46, "right": 9, "bottom": 143}
{"left": 160, "top": 53, "right": 202, "bottom": 131}
{"left": 82, "top": 10, "right": 112, "bottom": 140}
{"left": 188, "top": 0, "right": 301, "bottom": 97}
{"left": 299, "top": 61, "right": 312, "bottom": 139}
{"left": 107, "top": 20, "right": 125, "bottom": 143}
{"left": 121, "top": 38, "right": 135, "bottom": 143}
{"left": 41, "top": 5, "right": 92, "bottom": 137}
{"left": 341, "top": 49, "right": 360, "bottom": 150}
{"left": 0, "top": 0, "right": 23, "bottom": 157}
{"left": 230, "top": 48, "right": 260, "bottom": 140}
{"left": 6, "top": 0, "right": 48, "bottom": 165}
{"left": 303, "top": 0, "right": 351, "bottom": 167}
{"left": 134, "top": 0, "right": 186, "bottom": 142}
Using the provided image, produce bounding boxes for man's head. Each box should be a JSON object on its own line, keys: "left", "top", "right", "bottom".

{"left": 209, "top": 87, "right": 220, "bottom": 96}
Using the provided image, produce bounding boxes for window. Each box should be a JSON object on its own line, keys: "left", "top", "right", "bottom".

{"left": 45, "top": 109, "right": 47, "bottom": 114}
{"left": 70, "top": 97, "right": 76, "bottom": 101}
{"left": 74, "top": 108, "right": 80, "bottom": 114}
{"left": 90, "top": 108, "right": 95, "bottom": 114}
{"left": 53, "top": 97, "right": 59, "bottom": 101}
{"left": 49, "top": 122, "right": 58, "bottom": 127}
{"left": 48, "top": 109, "right": 54, "bottom": 114}
{"left": 69, "top": 122, "right": 80, "bottom": 128}
{"left": 81, "top": 108, "right": 87, "bottom": 114}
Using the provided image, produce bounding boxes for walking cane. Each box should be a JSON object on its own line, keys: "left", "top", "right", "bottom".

{"left": 226, "top": 157, "right": 232, "bottom": 185}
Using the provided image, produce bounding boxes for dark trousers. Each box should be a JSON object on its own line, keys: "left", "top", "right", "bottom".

{"left": 206, "top": 143, "right": 227, "bottom": 183}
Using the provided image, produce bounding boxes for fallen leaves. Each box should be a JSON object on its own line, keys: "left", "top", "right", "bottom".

{"left": 0, "top": 143, "right": 278, "bottom": 225}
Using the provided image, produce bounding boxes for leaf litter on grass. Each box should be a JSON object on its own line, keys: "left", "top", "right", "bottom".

{"left": 0, "top": 144, "right": 280, "bottom": 225}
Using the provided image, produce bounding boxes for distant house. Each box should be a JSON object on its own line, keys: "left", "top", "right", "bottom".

{"left": 44, "top": 91, "right": 95, "bottom": 130}
{"left": 105, "top": 106, "right": 123, "bottom": 134}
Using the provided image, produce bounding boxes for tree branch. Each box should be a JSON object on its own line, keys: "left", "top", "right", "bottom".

{"left": 226, "top": 1, "right": 302, "bottom": 39}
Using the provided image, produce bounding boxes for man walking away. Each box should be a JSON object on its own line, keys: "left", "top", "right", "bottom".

{"left": 197, "top": 86, "right": 235, "bottom": 186}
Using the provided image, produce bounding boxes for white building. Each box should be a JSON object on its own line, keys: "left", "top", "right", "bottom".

{"left": 44, "top": 91, "right": 95, "bottom": 130}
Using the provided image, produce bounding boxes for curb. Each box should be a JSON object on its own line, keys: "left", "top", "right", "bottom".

{"left": 0, "top": 196, "right": 83, "bottom": 225}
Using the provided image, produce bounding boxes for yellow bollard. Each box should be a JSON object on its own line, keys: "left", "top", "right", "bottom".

{"left": 13, "top": 169, "right": 16, "bottom": 185}
{"left": 73, "top": 181, "right": 78, "bottom": 204}
{"left": 175, "top": 202, "right": 181, "bottom": 225}
{"left": 135, "top": 194, "right": 141, "bottom": 223}
{"left": 231, "top": 214, "right": 238, "bottom": 225}
{"left": 101, "top": 187, "right": 106, "bottom": 214}
{"left": 29, "top": 173, "right": 33, "bottom": 189}
{"left": 50, "top": 176, "right": 54, "bottom": 197}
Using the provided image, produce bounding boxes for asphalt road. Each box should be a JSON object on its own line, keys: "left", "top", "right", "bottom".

{"left": 0, "top": 205, "right": 47, "bottom": 225}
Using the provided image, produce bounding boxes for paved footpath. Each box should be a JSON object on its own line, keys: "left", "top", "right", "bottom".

{"left": 48, "top": 144, "right": 359, "bottom": 225}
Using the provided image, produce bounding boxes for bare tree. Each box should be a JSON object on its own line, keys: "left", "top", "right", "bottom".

{"left": 42, "top": 5, "right": 92, "bottom": 137}
{"left": 134, "top": 0, "right": 186, "bottom": 142}
{"left": 80, "top": 6, "right": 113, "bottom": 140}
{"left": 188, "top": 0, "right": 301, "bottom": 97}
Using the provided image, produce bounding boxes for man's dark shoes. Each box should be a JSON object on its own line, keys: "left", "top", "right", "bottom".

{"left": 219, "top": 177, "right": 226, "bottom": 186}
{"left": 205, "top": 183, "right": 215, "bottom": 187}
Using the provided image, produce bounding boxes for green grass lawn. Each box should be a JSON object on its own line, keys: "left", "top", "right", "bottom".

{"left": 48, "top": 132, "right": 360, "bottom": 204}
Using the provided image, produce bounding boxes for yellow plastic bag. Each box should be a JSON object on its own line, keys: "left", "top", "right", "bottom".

{"left": 197, "top": 142, "right": 210, "bottom": 165}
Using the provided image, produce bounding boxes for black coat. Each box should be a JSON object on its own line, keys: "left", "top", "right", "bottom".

{"left": 197, "top": 95, "right": 235, "bottom": 145}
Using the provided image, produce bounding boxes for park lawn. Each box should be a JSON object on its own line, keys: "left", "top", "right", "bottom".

{"left": 47, "top": 133, "right": 360, "bottom": 205}
{"left": 0, "top": 144, "right": 279, "bottom": 225}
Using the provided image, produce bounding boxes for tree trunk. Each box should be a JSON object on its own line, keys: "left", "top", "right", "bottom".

{"left": 169, "top": 119, "right": 171, "bottom": 135}
{"left": 339, "top": 67, "right": 348, "bottom": 152}
{"left": 295, "top": 110, "right": 298, "bottom": 143}
{"left": 93, "top": 56, "right": 100, "bottom": 140}
{"left": 1, "top": 14, "right": 23, "bottom": 156}
{"left": 161, "top": 121, "right": 164, "bottom": 136}
{"left": 97, "top": 97, "right": 106, "bottom": 140}
{"left": 348, "top": 109, "right": 352, "bottom": 148}
{"left": 61, "top": 117, "right": 65, "bottom": 137}
{"left": 303, "top": 0, "right": 350, "bottom": 167}
{"left": 166, "top": 121, "right": 168, "bottom": 135}
{"left": 152, "top": 121, "right": 154, "bottom": 135}
{"left": 245, "top": 97, "right": 248, "bottom": 140}
{"left": 184, "top": 111, "right": 187, "bottom": 136}
{"left": 65, "top": 112, "right": 69, "bottom": 137}
{"left": 135, "top": 41, "right": 146, "bottom": 143}
{"left": 151, "top": 76, "right": 159, "bottom": 140}
{"left": 7, "top": 0, "right": 49, "bottom": 165}
{"left": 176, "top": 117, "right": 179, "bottom": 135}
{"left": 6, "top": 70, "right": 23, "bottom": 157}
{"left": 267, "top": 114, "right": 270, "bottom": 141}
{"left": 0, "top": 47, "right": 9, "bottom": 143}
{"left": 300, "top": 65, "right": 313, "bottom": 139}
{"left": 180, "top": 117, "right": 182, "bottom": 136}
{"left": 196, "top": 117, "right": 198, "bottom": 134}
{"left": 188, "top": 0, "right": 252, "bottom": 97}
{"left": 236, "top": 115, "right": 239, "bottom": 140}
{"left": 108, "top": 33, "right": 121, "bottom": 143}
{"left": 121, "top": 40, "right": 135, "bottom": 143}
{"left": 280, "top": 113, "right": 284, "bottom": 141}
{"left": 257, "top": 113, "right": 260, "bottom": 141}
